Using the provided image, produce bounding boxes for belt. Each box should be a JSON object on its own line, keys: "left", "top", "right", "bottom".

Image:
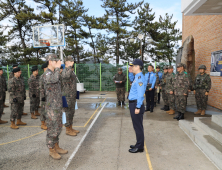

{"left": 129, "top": 100, "right": 137, "bottom": 103}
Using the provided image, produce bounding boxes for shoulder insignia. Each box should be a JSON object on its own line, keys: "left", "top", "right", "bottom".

{"left": 138, "top": 82, "right": 143, "bottom": 86}
{"left": 138, "top": 76, "right": 141, "bottom": 79}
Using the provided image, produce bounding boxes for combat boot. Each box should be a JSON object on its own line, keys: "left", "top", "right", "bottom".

{"left": 201, "top": 110, "right": 206, "bottom": 116}
{"left": 41, "top": 121, "right": 47, "bottom": 130}
{"left": 70, "top": 125, "right": 79, "bottom": 134}
{"left": 66, "top": 126, "right": 77, "bottom": 136}
{"left": 122, "top": 101, "right": 126, "bottom": 106}
{"left": 0, "top": 119, "right": 8, "bottom": 124}
{"left": 169, "top": 110, "right": 175, "bottom": 115}
{"left": 166, "top": 110, "right": 171, "bottom": 113}
{"left": 118, "top": 101, "right": 121, "bottom": 106}
{"left": 55, "top": 143, "right": 68, "bottom": 154}
{"left": 22, "top": 112, "right": 28, "bottom": 115}
{"left": 174, "top": 112, "right": 181, "bottom": 119}
{"left": 194, "top": 110, "right": 202, "bottom": 115}
{"left": 16, "top": 119, "right": 27, "bottom": 125}
{"left": 4, "top": 104, "right": 9, "bottom": 107}
{"left": 49, "top": 148, "right": 61, "bottom": 160}
{"left": 35, "top": 110, "right": 41, "bottom": 116}
{"left": 10, "top": 121, "right": 19, "bottom": 129}
{"left": 161, "top": 105, "right": 166, "bottom": 110}
{"left": 31, "top": 113, "right": 38, "bottom": 119}
{"left": 177, "top": 113, "right": 184, "bottom": 121}
{"left": 164, "top": 105, "right": 170, "bottom": 111}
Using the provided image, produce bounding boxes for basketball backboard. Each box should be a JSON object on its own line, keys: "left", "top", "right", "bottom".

{"left": 32, "top": 24, "right": 65, "bottom": 48}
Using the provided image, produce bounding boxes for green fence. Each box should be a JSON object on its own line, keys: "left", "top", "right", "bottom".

{"left": 2, "top": 62, "right": 171, "bottom": 91}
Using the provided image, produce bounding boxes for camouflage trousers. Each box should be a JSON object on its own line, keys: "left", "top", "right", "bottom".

{"left": 0, "top": 100, "right": 3, "bottom": 119}
{"left": 30, "top": 97, "right": 40, "bottom": 113}
{"left": 175, "top": 95, "right": 187, "bottom": 114}
{"left": 162, "top": 89, "right": 168, "bottom": 106}
{"left": 10, "top": 103, "right": 24, "bottom": 121}
{"left": 46, "top": 109, "right": 63, "bottom": 149}
{"left": 3, "top": 92, "right": 6, "bottom": 103}
{"left": 116, "top": 87, "right": 125, "bottom": 102}
{"left": 195, "top": 89, "right": 208, "bottom": 110}
{"left": 64, "top": 97, "right": 76, "bottom": 127}
{"left": 167, "top": 93, "right": 175, "bottom": 110}
{"left": 40, "top": 101, "right": 46, "bottom": 121}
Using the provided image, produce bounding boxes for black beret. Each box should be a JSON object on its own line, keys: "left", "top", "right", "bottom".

{"left": 41, "top": 63, "right": 48, "bottom": 69}
{"left": 12, "top": 67, "right": 20, "bottom": 73}
{"left": 13, "top": 64, "right": 18, "bottom": 67}
{"left": 156, "top": 66, "right": 160, "bottom": 69}
{"left": 31, "top": 66, "right": 38, "bottom": 72}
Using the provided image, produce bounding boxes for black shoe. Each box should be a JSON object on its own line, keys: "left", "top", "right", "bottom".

{"left": 129, "top": 148, "right": 144, "bottom": 153}
{"left": 150, "top": 109, "right": 153, "bottom": 112}
{"left": 145, "top": 109, "right": 150, "bottom": 112}
{"left": 130, "top": 145, "right": 135, "bottom": 149}
{"left": 177, "top": 113, "right": 184, "bottom": 121}
{"left": 154, "top": 102, "right": 156, "bottom": 107}
{"left": 161, "top": 105, "right": 166, "bottom": 110}
{"left": 118, "top": 101, "right": 121, "bottom": 106}
{"left": 164, "top": 105, "right": 170, "bottom": 111}
{"left": 174, "top": 112, "right": 181, "bottom": 119}
{"left": 122, "top": 101, "right": 125, "bottom": 106}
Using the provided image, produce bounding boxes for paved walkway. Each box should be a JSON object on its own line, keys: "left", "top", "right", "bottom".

{"left": 0, "top": 92, "right": 218, "bottom": 170}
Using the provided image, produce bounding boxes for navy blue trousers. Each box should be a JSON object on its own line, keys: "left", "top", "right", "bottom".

{"left": 146, "top": 89, "right": 155, "bottom": 109}
{"left": 129, "top": 102, "right": 145, "bottom": 149}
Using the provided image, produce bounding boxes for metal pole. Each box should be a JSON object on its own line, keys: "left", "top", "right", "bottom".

{"left": 7, "top": 65, "right": 9, "bottom": 80}
{"left": 100, "top": 63, "right": 102, "bottom": 92}
{"left": 127, "top": 62, "right": 129, "bottom": 92}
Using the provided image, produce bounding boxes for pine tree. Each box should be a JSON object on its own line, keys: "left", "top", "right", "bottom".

{"left": 101, "top": 0, "right": 143, "bottom": 65}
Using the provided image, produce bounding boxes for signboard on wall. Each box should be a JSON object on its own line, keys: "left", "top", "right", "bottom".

{"left": 210, "top": 50, "right": 222, "bottom": 76}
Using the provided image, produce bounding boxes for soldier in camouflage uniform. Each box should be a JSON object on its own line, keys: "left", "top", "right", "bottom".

{"left": 0, "top": 68, "right": 8, "bottom": 124}
{"left": 152, "top": 67, "right": 159, "bottom": 107}
{"left": 0, "top": 69, "right": 8, "bottom": 108}
{"left": 28, "top": 66, "right": 40, "bottom": 119}
{"left": 62, "top": 56, "right": 79, "bottom": 136}
{"left": 193, "top": 65, "right": 211, "bottom": 116}
{"left": 39, "top": 63, "right": 48, "bottom": 130}
{"left": 160, "top": 66, "right": 169, "bottom": 111}
{"left": 8, "top": 67, "right": 27, "bottom": 129}
{"left": 165, "top": 66, "right": 175, "bottom": 115}
{"left": 156, "top": 66, "right": 163, "bottom": 104}
{"left": 113, "top": 68, "right": 127, "bottom": 106}
{"left": 43, "top": 54, "right": 68, "bottom": 160}
{"left": 173, "top": 63, "right": 190, "bottom": 120}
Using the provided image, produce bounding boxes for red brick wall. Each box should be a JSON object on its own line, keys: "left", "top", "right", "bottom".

{"left": 182, "top": 14, "right": 222, "bottom": 110}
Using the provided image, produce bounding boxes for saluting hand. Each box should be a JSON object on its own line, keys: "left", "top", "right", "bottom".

{"left": 135, "top": 109, "right": 140, "bottom": 114}
{"left": 205, "top": 92, "right": 209, "bottom": 96}
{"left": 170, "top": 91, "right": 173, "bottom": 94}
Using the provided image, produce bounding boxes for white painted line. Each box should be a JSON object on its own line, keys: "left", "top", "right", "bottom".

{"left": 63, "top": 102, "right": 107, "bottom": 170}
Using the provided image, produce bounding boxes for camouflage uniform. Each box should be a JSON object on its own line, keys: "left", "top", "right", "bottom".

{"left": 43, "top": 62, "right": 62, "bottom": 149}
{"left": 1, "top": 75, "right": 7, "bottom": 104}
{"left": 160, "top": 71, "right": 168, "bottom": 106}
{"left": 0, "top": 75, "right": 4, "bottom": 119}
{"left": 28, "top": 74, "right": 40, "bottom": 113}
{"left": 166, "top": 72, "right": 175, "bottom": 110}
{"left": 193, "top": 73, "right": 211, "bottom": 110}
{"left": 9, "top": 72, "right": 14, "bottom": 80}
{"left": 173, "top": 70, "right": 190, "bottom": 114}
{"left": 39, "top": 72, "right": 47, "bottom": 121}
{"left": 61, "top": 65, "right": 77, "bottom": 127}
{"left": 113, "top": 71, "right": 127, "bottom": 102}
{"left": 8, "top": 76, "right": 26, "bottom": 121}
{"left": 154, "top": 72, "right": 159, "bottom": 104}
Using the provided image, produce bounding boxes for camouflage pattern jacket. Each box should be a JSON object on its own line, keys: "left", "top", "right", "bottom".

{"left": 160, "top": 73, "right": 168, "bottom": 90}
{"left": 0, "top": 76, "right": 4, "bottom": 100}
{"left": 39, "top": 72, "right": 46, "bottom": 100}
{"left": 0, "top": 75, "right": 7, "bottom": 95}
{"left": 43, "top": 68, "right": 62, "bottom": 110}
{"left": 154, "top": 72, "right": 159, "bottom": 87}
{"left": 28, "top": 74, "right": 40, "bottom": 98}
{"left": 8, "top": 77, "right": 25, "bottom": 103}
{"left": 173, "top": 71, "right": 190, "bottom": 96}
{"left": 165, "top": 73, "right": 175, "bottom": 93}
{"left": 193, "top": 73, "right": 211, "bottom": 92}
{"left": 113, "top": 73, "right": 127, "bottom": 88}
{"left": 61, "top": 66, "right": 77, "bottom": 99}
{"left": 9, "top": 72, "right": 14, "bottom": 80}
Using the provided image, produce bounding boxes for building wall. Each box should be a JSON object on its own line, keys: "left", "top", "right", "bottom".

{"left": 182, "top": 14, "right": 222, "bottom": 110}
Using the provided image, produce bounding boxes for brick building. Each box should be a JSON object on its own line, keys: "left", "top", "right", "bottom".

{"left": 182, "top": 0, "right": 222, "bottom": 110}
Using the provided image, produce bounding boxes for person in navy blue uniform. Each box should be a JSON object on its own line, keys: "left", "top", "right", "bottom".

{"left": 156, "top": 66, "right": 163, "bottom": 104}
{"left": 144, "top": 65, "right": 157, "bottom": 112}
{"left": 128, "top": 59, "right": 146, "bottom": 153}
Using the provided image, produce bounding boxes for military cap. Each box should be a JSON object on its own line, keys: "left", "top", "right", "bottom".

{"left": 12, "top": 67, "right": 20, "bottom": 73}
{"left": 118, "top": 68, "right": 122, "bottom": 72}
{"left": 156, "top": 66, "right": 160, "bottom": 69}
{"left": 46, "top": 54, "right": 60, "bottom": 61}
{"left": 168, "top": 65, "right": 174, "bottom": 69}
{"left": 163, "top": 66, "right": 168, "bottom": 70}
{"left": 199, "top": 64, "right": 207, "bottom": 70}
{"left": 129, "top": 59, "right": 143, "bottom": 66}
{"left": 64, "top": 56, "right": 74, "bottom": 62}
{"left": 41, "top": 62, "right": 48, "bottom": 69}
{"left": 177, "top": 63, "right": 184, "bottom": 68}
{"left": 12, "top": 64, "right": 18, "bottom": 67}
{"left": 31, "top": 66, "right": 38, "bottom": 72}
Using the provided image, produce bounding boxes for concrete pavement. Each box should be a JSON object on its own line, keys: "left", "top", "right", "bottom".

{"left": 0, "top": 91, "right": 218, "bottom": 170}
